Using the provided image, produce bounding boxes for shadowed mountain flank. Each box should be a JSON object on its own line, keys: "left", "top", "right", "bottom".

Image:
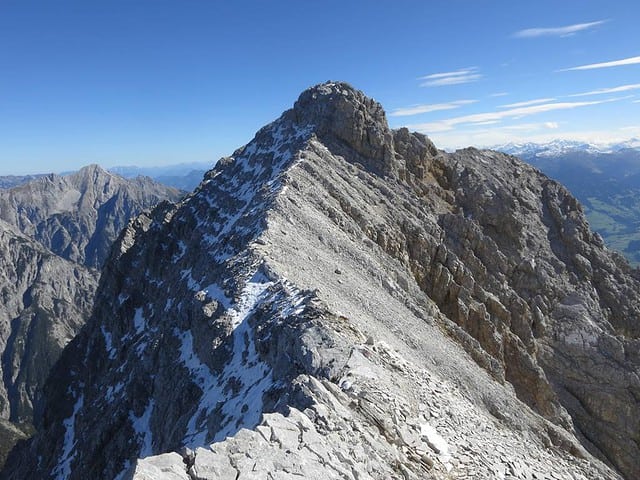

{"left": 0, "top": 166, "right": 183, "bottom": 468}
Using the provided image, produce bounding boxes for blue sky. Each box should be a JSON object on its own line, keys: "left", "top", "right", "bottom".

{"left": 1, "top": 1, "right": 639, "bottom": 174}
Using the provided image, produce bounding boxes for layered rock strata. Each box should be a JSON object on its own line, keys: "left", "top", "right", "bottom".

{"left": 0, "top": 221, "right": 98, "bottom": 465}
{"left": 0, "top": 166, "right": 182, "bottom": 468}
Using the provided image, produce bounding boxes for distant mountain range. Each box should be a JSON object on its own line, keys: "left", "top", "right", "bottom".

{"left": 495, "top": 140, "right": 640, "bottom": 266}
{"left": 108, "top": 161, "right": 212, "bottom": 191}
{"left": 2, "top": 162, "right": 212, "bottom": 193}
{"left": 0, "top": 165, "right": 184, "bottom": 269}
{"left": 496, "top": 138, "right": 640, "bottom": 158}
{"left": 0, "top": 175, "right": 46, "bottom": 190}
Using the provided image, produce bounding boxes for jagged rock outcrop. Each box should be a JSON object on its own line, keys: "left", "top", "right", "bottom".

{"left": 0, "top": 220, "right": 98, "bottom": 465}
{"left": 0, "top": 165, "right": 183, "bottom": 269}
{"left": 0, "top": 420, "right": 27, "bottom": 470}
{"left": 3, "top": 82, "right": 639, "bottom": 480}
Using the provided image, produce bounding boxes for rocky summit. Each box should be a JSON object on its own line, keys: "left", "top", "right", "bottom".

{"left": 3, "top": 82, "right": 639, "bottom": 480}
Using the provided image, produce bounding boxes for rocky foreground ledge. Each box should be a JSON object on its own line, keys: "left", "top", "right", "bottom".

{"left": 2, "top": 82, "right": 638, "bottom": 480}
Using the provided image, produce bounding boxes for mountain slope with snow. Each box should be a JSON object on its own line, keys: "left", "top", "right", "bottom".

{"left": 3, "top": 83, "right": 639, "bottom": 480}
{"left": 496, "top": 138, "right": 640, "bottom": 158}
{"left": 0, "top": 166, "right": 183, "bottom": 469}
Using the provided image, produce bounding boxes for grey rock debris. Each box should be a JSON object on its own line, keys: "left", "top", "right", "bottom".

{"left": 2, "top": 82, "right": 638, "bottom": 480}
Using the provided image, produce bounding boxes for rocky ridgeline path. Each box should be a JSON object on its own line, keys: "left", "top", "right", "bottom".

{"left": 135, "top": 326, "right": 616, "bottom": 479}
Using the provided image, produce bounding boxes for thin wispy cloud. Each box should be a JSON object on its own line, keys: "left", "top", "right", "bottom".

{"left": 431, "top": 126, "right": 635, "bottom": 151}
{"left": 471, "top": 120, "right": 500, "bottom": 126}
{"left": 419, "top": 67, "right": 482, "bottom": 87}
{"left": 497, "top": 122, "right": 560, "bottom": 131}
{"left": 490, "top": 92, "right": 509, "bottom": 97}
{"left": 560, "top": 55, "right": 640, "bottom": 71}
{"left": 390, "top": 100, "right": 477, "bottom": 117}
{"left": 569, "top": 83, "right": 640, "bottom": 97}
{"left": 500, "top": 98, "right": 556, "bottom": 108}
{"left": 406, "top": 98, "right": 618, "bottom": 133}
{"left": 513, "top": 20, "right": 606, "bottom": 38}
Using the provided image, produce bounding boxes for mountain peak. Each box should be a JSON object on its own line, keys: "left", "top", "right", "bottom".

{"left": 287, "top": 81, "right": 396, "bottom": 176}
{"left": 4, "top": 83, "right": 639, "bottom": 480}
{"left": 68, "top": 163, "right": 113, "bottom": 181}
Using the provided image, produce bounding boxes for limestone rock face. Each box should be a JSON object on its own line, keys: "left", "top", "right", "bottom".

{"left": 3, "top": 82, "right": 638, "bottom": 480}
{"left": 0, "top": 164, "right": 183, "bottom": 269}
{"left": 0, "top": 220, "right": 98, "bottom": 465}
{"left": 289, "top": 82, "right": 396, "bottom": 176}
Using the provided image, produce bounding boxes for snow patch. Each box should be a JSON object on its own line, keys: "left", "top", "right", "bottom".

{"left": 133, "top": 308, "right": 146, "bottom": 334}
{"left": 181, "top": 268, "right": 201, "bottom": 291}
{"left": 101, "top": 326, "right": 117, "bottom": 360}
{"left": 172, "top": 240, "right": 187, "bottom": 263}
{"left": 105, "top": 382, "right": 125, "bottom": 403}
{"left": 177, "top": 271, "right": 276, "bottom": 447}
{"left": 135, "top": 339, "right": 148, "bottom": 357}
{"left": 129, "top": 399, "right": 155, "bottom": 458}
{"left": 165, "top": 298, "right": 174, "bottom": 311}
{"left": 201, "top": 282, "right": 231, "bottom": 310}
{"left": 52, "top": 393, "right": 84, "bottom": 480}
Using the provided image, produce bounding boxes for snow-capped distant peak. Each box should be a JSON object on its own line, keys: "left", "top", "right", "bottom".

{"left": 493, "top": 138, "right": 640, "bottom": 158}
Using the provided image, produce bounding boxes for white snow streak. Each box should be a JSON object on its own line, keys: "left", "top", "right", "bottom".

{"left": 129, "top": 399, "right": 156, "bottom": 458}
{"left": 133, "top": 308, "right": 146, "bottom": 334}
{"left": 172, "top": 240, "right": 187, "bottom": 263}
{"left": 105, "top": 382, "right": 125, "bottom": 403}
{"left": 201, "top": 282, "right": 231, "bottom": 309}
{"left": 101, "top": 326, "right": 117, "bottom": 360}
{"left": 52, "top": 394, "right": 84, "bottom": 480}
{"left": 181, "top": 268, "right": 201, "bottom": 291}
{"left": 178, "top": 272, "right": 276, "bottom": 447}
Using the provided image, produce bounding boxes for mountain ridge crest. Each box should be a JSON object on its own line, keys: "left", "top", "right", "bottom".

{"left": 2, "top": 82, "right": 639, "bottom": 480}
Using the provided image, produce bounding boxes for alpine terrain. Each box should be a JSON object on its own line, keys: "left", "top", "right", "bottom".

{"left": 0, "top": 164, "right": 183, "bottom": 269}
{"left": 0, "top": 166, "right": 182, "bottom": 467}
{"left": 496, "top": 141, "right": 640, "bottom": 266}
{"left": 0, "top": 175, "right": 45, "bottom": 190}
{"left": 3, "top": 82, "right": 639, "bottom": 480}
